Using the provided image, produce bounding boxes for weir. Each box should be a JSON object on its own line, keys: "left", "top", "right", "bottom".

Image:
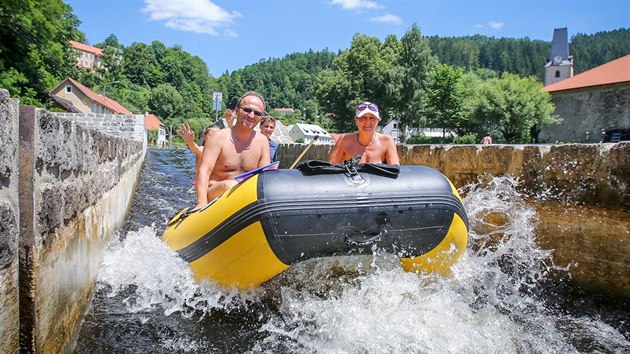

{"left": 0, "top": 87, "right": 628, "bottom": 352}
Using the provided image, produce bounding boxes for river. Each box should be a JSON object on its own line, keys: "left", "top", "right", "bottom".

{"left": 73, "top": 148, "right": 629, "bottom": 353}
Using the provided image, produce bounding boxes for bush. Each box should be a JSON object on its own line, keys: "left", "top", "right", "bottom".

{"left": 452, "top": 134, "right": 478, "bottom": 144}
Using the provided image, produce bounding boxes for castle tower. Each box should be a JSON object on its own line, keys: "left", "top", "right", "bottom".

{"left": 544, "top": 28, "right": 574, "bottom": 86}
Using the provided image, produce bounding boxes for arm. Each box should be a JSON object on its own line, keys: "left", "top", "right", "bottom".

{"left": 195, "top": 137, "right": 221, "bottom": 208}
{"left": 258, "top": 135, "right": 271, "bottom": 167}
{"left": 384, "top": 136, "right": 400, "bottom": 165}
{"left": 328, "top": 134, "right": 346, "bottom": 164}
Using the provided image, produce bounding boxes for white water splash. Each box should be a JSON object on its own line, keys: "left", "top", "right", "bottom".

{"left": 96, "top": 225, "right": 241, "bottom": 318}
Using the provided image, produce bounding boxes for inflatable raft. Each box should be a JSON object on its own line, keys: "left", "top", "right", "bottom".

{"left": 162, "top": 162, "right": 469, "bottom": 290}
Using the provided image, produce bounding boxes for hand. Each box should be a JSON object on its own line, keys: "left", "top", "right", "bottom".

{"left": 177, "top": 123, "right": 196, "bottom": 145}
{"left": 224, "top": 109, "right": 236, "bottom": 127}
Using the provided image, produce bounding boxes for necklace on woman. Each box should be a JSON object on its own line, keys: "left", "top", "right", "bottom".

{"left": 357, "top": 133, "right": 375, "bottom": 152}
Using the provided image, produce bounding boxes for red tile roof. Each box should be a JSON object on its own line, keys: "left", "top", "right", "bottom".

{"left": 69, "top": 40, "right": 103, "bottom": 56}
{"left": 144, "top": 114, "right": 163, "bottom": 130}
{"left": 545, "top": 54, "right": 630, "bottom": 92}
{"left": 66, "top": 77, "right": 132, "bottom": 114}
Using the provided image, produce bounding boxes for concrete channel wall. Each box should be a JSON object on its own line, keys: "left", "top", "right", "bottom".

{"left": 0, "top": 89, "right": 147, "bottom": 353}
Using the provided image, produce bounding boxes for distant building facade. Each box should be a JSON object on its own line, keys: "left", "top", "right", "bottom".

{"left": 69, "top": 40, "right": 103, "bottom": 71}
{"left": 539, "top": 55, "right": 630, "bottom": 143}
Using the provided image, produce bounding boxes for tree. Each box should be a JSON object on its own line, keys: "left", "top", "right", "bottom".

{"left": 0, "top": 0, "right": 83, "bottom": 105}
{"left": 390, "top": 24, "right": 437, "bottom": 141}
{"left": 149, "top": 84, "right": 184, "bottom": 126}
{"left": 470, "top": 73, "right": 560, "bottom": 143}
{"left": 314, "top": 34, "right": 396, "bottom": 132}
{"left": 424, "top": 64, "right": 466, "bottom": 135}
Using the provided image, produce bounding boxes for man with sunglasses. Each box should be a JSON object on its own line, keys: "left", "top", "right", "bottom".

{"left": 328, "top": 101, "right": 400, "bottom": 165}
{"left": 194, "top": 91, "right": 271, "bottom": 209}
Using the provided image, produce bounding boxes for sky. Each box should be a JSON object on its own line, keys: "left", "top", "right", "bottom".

{"left": 65, "top": 0, "right": 629, "bottom": 78}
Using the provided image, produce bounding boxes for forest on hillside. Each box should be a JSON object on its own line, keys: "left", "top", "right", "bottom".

{"left": 1, "top": 0, "right": 628, "bottom": 142}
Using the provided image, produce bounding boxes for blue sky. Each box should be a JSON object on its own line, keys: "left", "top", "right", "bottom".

{"left": 65, "top": 0, "right": 628, "bottom": 77}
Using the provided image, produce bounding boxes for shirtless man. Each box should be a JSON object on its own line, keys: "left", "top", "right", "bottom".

{"left": 328, "top": 101, "right": 400, "bottom": 165}
{"left": 195, "top": 91, "right": 270, "bottom": 209}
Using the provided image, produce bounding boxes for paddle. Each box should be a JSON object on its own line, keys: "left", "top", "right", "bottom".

{"left": 290, "top": 135, "right": 319, "bottom": 169}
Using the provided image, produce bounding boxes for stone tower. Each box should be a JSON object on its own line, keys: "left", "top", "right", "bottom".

{"left": 544, "top": 27, "right": 574, "bottom": 86}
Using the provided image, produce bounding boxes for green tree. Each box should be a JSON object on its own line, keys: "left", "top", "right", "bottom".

{"left": 149, "top": 84, "right": 184, "bottom": 126}
{"left": 122, "top": 42, "right": 163, "bottom": 87}
{"left": 470, "top": 73, "right": 560, "bottom": 143}
{"left": 0, "top": 0, "right": 83, "bottom": 105}
{"left": 314, "top": 34, "right": 396, "bottom": 132}
{"left": 424, "top": 64, "right": 466, "bottom": 135}
{"left": 390, "top": 24, "right": 437, "bottom": 141}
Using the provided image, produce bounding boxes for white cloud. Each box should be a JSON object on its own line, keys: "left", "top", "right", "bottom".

{"left": 331, "top": 0, "right": 382, "bottom": 10}
{"left": 488, "top": 20, "right": 504, "bottom": 30}
{"left": 370, "top": 13, "right": 402, "bottom": 25}
{"left": 142, "top": 0, "right": 241, "bottom": 36}
{"left": 474, "top": 24, "right": 484, "bottom": 29}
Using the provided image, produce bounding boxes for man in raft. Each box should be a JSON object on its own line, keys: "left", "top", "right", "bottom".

{"left": 194, "top": 91, "right": 270, "bottom": 209}
{"left": 328, "top": 101, "right": 400, "bottom": 165}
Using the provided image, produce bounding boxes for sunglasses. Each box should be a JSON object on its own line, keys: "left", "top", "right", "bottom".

{"left": 240, "top": 106, "right": 264, "bottom": 117}
{"left": 356, "top": 102, "right": 379, "bottom": 113}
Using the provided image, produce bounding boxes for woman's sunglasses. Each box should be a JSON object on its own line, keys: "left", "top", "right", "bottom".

{"left": 240, "top": 107, "right": 264, "bottom": 117}
{"left": 356, "top": 102, "right": 379, "bottom": 113}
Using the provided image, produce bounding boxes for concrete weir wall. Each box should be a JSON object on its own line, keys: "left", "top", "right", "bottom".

{"left": 278, "top": 142, "right": 630, "bottom": 208}
{"left": 0, "top": 89, "right": 146, "bottom": 353}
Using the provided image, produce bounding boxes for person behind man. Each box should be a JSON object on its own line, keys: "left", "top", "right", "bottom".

{"left": 328, "top": 101, "right": 400, "bottom": 165}
{"left": 260, "top": 115, "right": 279, "bottom": 161}
{"left": 194, "top": 91, "right": 270, "bottom": 209}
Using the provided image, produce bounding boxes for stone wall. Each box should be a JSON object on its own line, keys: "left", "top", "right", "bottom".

{"left": 0, "top": 91, "right": 20, "bottom": 354}
{"left": 0, "top": 89, "right": 147, "bottom": 353}
{"left": 539, "top": 83, "right": 630, "bottom": 143}
{"left": 277, "top": 142, "right": 630, "bottom": 209}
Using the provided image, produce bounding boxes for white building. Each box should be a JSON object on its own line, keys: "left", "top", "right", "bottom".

{"left": 287, "top": 123, "right": 333, "bottom": 144}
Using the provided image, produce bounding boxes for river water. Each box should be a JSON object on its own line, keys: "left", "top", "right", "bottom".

{"left": 73, "top": 148, "right": 629, "bottom": 353}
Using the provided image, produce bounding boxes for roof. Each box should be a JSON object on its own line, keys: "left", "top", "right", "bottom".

{"left": 144, "top": 114, "right": 163, "bottom": 130}
{"left": 549, "top": 28, "right": 569, "bottom": 61}
{"left": 291, "top": 123, "right": 332, "bottom": 138}
{"left": 544, "top": 54, "right": 630, "bottom": 93}
{"left": 69, "top": 40, "right": 103, "bottom": 56}
{"left": 61, "top": 77, "right": 132, "bottom": 114}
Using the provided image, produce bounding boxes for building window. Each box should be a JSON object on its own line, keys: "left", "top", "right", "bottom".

{"left": 555, "top": 70, "right": 560, "bottom": 78}
{"left": 65, "top": 85, "right": 72, "bottom": 93}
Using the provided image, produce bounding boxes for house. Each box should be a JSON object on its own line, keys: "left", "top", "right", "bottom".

{"left": 539, "top": 54, "right": 630, "bottom": 143}
{"left": 144, "top": 114, "right": 167, "bottom": 147}
{"left": 381, "top": 119, "right": 400, "bottom": 143}
{"left": 287, "top": 123, "right": 333, "bottom": 144}
{"left": 69, "top": 40, "right": 103, "bottom": 71}
{"left": 50, "top": 77, "right": 131, "bottom": 115}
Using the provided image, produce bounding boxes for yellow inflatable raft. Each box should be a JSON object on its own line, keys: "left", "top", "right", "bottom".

{"left": 162, "top": 163, "right": 468, "bottom": 290}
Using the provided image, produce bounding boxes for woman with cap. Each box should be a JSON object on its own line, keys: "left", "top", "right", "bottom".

{"left": 328, "top": 101, "right": 400, "bottom": 165}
